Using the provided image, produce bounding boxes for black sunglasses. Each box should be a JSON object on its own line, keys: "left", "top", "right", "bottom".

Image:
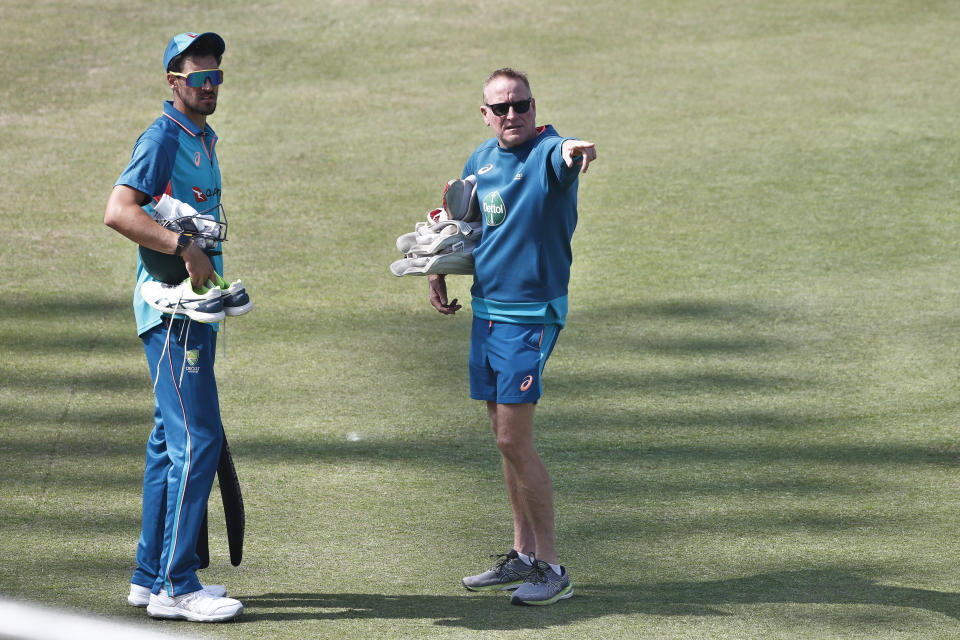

{"left": 484, "top": 99, "right": 533, "bottom": 117}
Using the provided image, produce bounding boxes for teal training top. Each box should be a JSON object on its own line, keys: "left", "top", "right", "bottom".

{"left": 116, "top": 101, "right": 223, "bottom": 336}
{"left": 462, "top": 125, "right": 581, "bottom": 327}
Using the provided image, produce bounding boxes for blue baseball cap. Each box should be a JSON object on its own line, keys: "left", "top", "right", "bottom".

{"left": 163, "top": 32, "right": 225, "bottom": 72}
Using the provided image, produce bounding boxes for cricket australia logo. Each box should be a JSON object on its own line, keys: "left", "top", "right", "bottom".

{"left": 482, "top": 191, "right": 506, "bottom": 226}
{"left": 185, "top": 349, "right": 201, "bottom": 373}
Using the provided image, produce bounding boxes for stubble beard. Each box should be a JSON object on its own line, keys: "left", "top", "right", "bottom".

{"left": 187, "top": 94, "right": 217, "bottom": 117}
{"left": 176, "top": 86, "right": 218, "bottom": 117}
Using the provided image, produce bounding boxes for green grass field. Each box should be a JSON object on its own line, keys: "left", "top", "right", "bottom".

{"left": 4, "top": 0, "right": 960, "bottom": 637}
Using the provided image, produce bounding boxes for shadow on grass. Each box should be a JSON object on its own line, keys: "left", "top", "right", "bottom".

{"left": 0, "top": 295, "right": 129, "bottom": 320}
{"left": 632, "top": 569, "right": 960, "bottom": 620}
{"left": 3, "top": 429, "right": 954, "bottom": 496}
{"left": 548, "top": 369, "right": 813, "bottom": 394}
{"left": 0, "top": 406, "right": 147, "bottom": 430}
{"left": 227, "top": 435, "right": 960, "bottom": 469}
{"left": 0, "top": 294, "right": 130, "bottom": 345}
{"left": 383, "top": 297, "right": 798, "bottom": 362}
{"left": 561, "top": 299, "right": 792, "bottom": 325}
{"left": 0, "top": 370, "right": 146, "bottom": 392}
{"left": 235, "top": 570, "right": 960, "bottom": 629}
{"left": 0, "top": 293, "right": 143, "bottom": 397}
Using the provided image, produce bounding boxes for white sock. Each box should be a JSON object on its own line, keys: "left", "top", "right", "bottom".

{"left": 517, "top": 551, "right": 561, "bottom": 575}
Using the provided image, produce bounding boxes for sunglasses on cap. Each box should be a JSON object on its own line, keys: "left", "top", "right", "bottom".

{"left": 484, "top": 98, "right": 532, "bottom": 117}
{"left": 168, "top": 68, "right": 224, "bottom": 88}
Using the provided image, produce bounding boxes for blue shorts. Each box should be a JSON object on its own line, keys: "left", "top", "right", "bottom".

{"left": 469, "top": 316, "right": 560, "bottom": 404}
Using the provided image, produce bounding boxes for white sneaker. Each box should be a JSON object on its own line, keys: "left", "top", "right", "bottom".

{"left": 140, "top": 278, "right": 225, "bottom": 323}
{"left": 208, "top": 273, "right": 253, "bottom": 316}
{"left": 128, "top": 583, "right": 227, "bottom": 608}
{"left": 146, "top": 589, "right": 243, "bottom": 622}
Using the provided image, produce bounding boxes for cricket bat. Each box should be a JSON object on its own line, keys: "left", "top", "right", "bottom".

{"left": 196, "top": 508, "right": 210, "bottom": 569}
{"left": 217, "top": 432, "right": 245, "bottom": 567}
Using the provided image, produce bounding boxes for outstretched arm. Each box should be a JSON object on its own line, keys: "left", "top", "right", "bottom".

{"left": 561, "top": 139, "right": 598, "bottom": 174}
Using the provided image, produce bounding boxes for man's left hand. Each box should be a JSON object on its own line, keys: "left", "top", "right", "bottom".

{"left": 429, "top": 274, "right": 461, "bottom": 315}
{"left": 562, "top": 140, "right": 598, "bottom": 174}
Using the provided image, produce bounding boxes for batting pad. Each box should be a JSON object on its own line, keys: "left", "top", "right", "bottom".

{"left": 389, "top": 174, "right": 483, "bottom": 276}
{"left": 390, "top": 250, "right": 475, "bottom": 276}
{"left": 396, "top": 219, "right": 482, "bottom": 256}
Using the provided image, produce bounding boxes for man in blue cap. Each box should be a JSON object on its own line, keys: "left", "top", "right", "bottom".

{"left": 104, "top": 31, "right": 243, "bottom": 622}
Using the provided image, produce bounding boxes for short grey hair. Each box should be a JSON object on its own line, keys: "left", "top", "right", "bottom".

{"left": 482, "top": 68, "right": 532, "bottom": 103}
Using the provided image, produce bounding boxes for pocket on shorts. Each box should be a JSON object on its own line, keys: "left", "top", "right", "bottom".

{"left": 520, "top": 324, "right": 546, "bottom": 352}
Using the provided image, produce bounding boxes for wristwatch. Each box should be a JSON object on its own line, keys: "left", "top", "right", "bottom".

{"left": 174, "top": 233, "right": 192, "bottom": 256}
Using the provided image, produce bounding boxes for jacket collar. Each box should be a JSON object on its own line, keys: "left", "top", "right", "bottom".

{"left": 162, "top": 100, "right": 213, "bottom": 137}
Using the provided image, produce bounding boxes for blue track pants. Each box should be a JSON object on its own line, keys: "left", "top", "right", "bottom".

{"left": 132, "top": 318, "right": 223, "bottom": 597}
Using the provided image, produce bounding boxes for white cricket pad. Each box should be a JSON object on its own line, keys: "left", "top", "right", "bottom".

{"left": 390, "top": 250, "right": 475, "bottom": 276}
{"left": 396, "top": 219, "right": 482, "bottom": 256}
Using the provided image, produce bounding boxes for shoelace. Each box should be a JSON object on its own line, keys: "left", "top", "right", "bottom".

{"left": 151, "top": 285, "right": 196, "bottom": 389}
{"left": 526, "top": 563, "right": 549, "bottom": 584}
{"left": 489, "top": 553, "right": 513, "bottom": 574}
{"left": 153, "top": 287, "right": 185, "bottom": 391}
{"left": 178, "top": 318, "right": 192, "bottom": 386}
{"left": 490, "top": 553, "right": 535, "bottom": 582}
{"left": 524, "top": 555, "right": 549, "bottom": 584}
{"left": 220, "top": 310, "right": 227, "bottom": 360}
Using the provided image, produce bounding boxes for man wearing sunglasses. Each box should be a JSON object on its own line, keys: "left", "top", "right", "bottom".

{"left": 103, "top": 31, "right": 243, "bottom": 622}
{"left": 428, "top": 68, "right": 596, "bottom": 606}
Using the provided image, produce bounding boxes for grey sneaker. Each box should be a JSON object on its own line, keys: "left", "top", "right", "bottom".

{"left": 510, "top": 556, "right": 573, "bottom": 606}
{"left": 462, "top": 550, "right": 532, "bottom": 591}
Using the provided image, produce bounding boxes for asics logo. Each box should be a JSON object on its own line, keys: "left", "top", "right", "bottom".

{"left": 520, "top": 375, "right": 534, "bottom": 392}
{"left": 478, "top": 163, "right": 494, "bottom": 175}
{"left": 194, "top": 152, "right": 201, "bottom": 167}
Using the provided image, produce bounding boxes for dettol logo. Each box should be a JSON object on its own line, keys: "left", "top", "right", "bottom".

{"left": 482, "top": 191, "right": 506, "bottom": 226}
